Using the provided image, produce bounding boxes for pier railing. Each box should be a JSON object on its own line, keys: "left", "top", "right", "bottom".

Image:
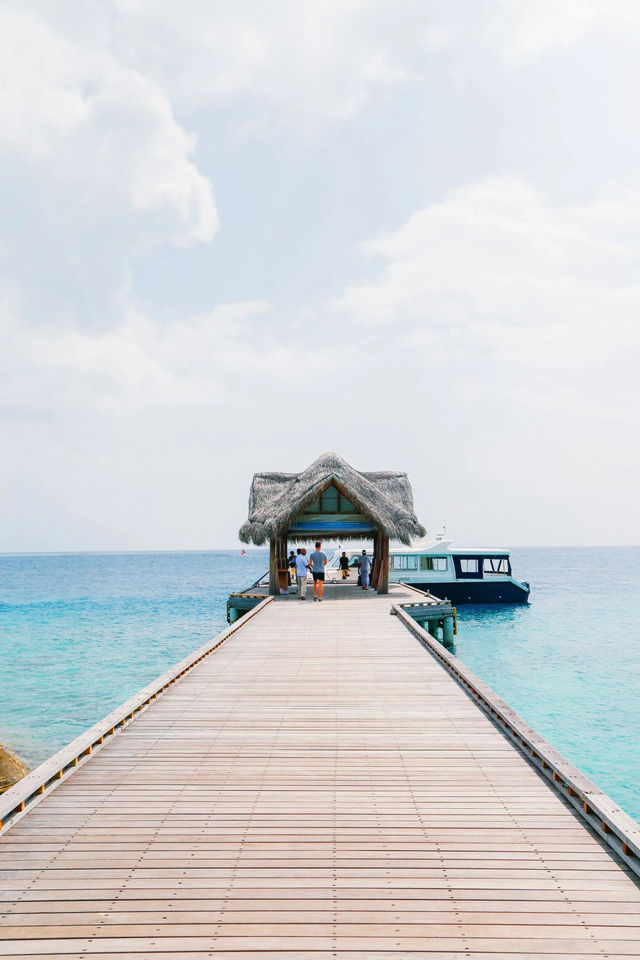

{"left": 0, "top": 596, "right": 273, "bottom": 837}
{"left": 393, "top": 602, "right": 640, "bottom": 880}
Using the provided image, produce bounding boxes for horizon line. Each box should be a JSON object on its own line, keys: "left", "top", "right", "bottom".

{"left": 1, "top": 543, "right": 640, "bottom": 557}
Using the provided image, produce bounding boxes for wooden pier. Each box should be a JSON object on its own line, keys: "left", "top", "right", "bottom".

{"left": 2, "top": 582, "right": 640, "bottom": 958}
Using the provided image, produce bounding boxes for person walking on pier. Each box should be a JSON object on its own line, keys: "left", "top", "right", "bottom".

{"left": 309, "top": 541, "right": 327, "bottom": 601}
{"left": 295, "top": 548, "right": 309, "bottom": 600}
{"left": 359, "top": 549, "right": 371, "bottom": 590}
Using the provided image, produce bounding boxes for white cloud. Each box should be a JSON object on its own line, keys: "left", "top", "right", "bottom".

{"left": 0, "top": 296, "right": 354, "bottom": 423}
{"left": 0, "top": 9, "right": 91, "bottom": 155}
{"left": 110, "top": 0, "right": 411, "bottom": 126}
{"left": 0, "top": 301, "right": 275, "bottom": 415}
{"left": 334, "top": 176, "right": 640, "bottom": 419}
{"left": 108, "top": 0, "right": 640, "bottom": 123}
{"left": 487, "top": 0, "right": 640, "bottom": 63}
{"left": 1, "top": 0, "right": 636, "bottom": 341}
{"left": 0, "top": 3, "right": 217, "bottom": 328}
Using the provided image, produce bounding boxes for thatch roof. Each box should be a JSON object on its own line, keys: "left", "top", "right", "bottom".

{"left": 239, "top": 451, "right": 426, "bottom": 545}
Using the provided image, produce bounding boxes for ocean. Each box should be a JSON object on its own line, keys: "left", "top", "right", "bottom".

{"left": 452, "top": 546, "right": 640, "bottom": 821}
{"left": 1, "top": 547, "right": 639, "bottom": 820}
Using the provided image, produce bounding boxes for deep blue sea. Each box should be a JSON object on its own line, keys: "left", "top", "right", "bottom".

{"left": 1, "top": 547, "right": 639, "bottom": 821}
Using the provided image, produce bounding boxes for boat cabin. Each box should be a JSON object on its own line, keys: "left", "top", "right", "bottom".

{"left": 327, "top": 541, "right": 529, "bottom": 604}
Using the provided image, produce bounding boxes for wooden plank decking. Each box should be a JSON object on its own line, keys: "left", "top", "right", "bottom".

{"left": 2, "top": 583, "right": 640, "bottom": 958}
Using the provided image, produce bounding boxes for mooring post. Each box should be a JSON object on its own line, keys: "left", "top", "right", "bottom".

{"left": 442, "top": 615, "right": 454, "bottom": 646}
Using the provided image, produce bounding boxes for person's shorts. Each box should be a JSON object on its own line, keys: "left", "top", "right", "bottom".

{"left": 312, "top": 572, "right": 325, "bottom": 581}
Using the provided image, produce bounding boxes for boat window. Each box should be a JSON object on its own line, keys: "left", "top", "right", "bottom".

{"left": 483, "top": 557, "right": 510, "bottom": 574}
{"left": 459, "top": 558, "right": 478, "bottom": 574}
{"left": 391, "top": 555, "right": 418, "bottom": 570}
{"left": 420, "top": 556, "right": 448, "bottom": 571}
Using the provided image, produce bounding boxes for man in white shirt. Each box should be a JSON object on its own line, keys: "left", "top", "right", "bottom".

{"left": 295, "top": 548, "right": 309, "bottom": 600}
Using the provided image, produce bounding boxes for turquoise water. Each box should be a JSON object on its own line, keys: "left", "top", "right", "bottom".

{"left": 0, "top": 550, "right": 267, "bottom": 765}
{"left": 1, "top": 547, "right": 639, "bottom": 821}
{"left": 453, "top": 547, "right": 640, "bottom": 821}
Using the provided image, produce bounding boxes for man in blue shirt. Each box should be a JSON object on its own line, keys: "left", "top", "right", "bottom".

{"left": 359, "top": 549, "right": 372, "bottom": 590}
{"left": 309, "top": 541, "right": 328, "bottom": 602}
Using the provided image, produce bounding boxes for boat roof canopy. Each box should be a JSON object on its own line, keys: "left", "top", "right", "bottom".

{"left": 333, "top": 543, "right": 511, "bottom": 556}
{"left": 389, "top": 544, "right": 510, "bottom": 556}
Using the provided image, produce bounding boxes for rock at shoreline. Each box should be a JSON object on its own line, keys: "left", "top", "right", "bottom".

{"left": 0, "top": 746, "right": 27, "bottom": 793}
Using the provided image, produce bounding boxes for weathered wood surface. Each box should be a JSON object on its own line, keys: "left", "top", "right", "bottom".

{"left": 1, "top": 583, "right": 640, "bottom": 958}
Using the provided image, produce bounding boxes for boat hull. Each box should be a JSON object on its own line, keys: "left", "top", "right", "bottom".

{"left": 400, "top": 579, "right": 530, "bottom": 604}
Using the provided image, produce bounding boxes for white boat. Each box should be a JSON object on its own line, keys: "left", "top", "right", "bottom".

{"left": 327, "top": 540, "right": 530, "bottom": 604}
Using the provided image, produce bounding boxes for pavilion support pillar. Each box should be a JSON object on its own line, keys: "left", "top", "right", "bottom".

{"left": 371, "top": 530, "right": 381, "bottom": 590}
{"left": 377, "top": 534, "right": 389, "bottom": 594}
{"left": 278, "top": 537, "right": 287, "bottom": 587}
{"left": 271, "top": 535, "right": 289, "bottom": 595}
{"left": 283, "top": 536, "right": 289, "bottom": 585}
{"left": 268, "top": 538, "right": 278, "bottom": 596}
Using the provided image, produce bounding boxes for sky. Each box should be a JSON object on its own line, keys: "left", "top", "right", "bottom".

{"left": 1, "top": 0, "right": 639, "bottom": 551}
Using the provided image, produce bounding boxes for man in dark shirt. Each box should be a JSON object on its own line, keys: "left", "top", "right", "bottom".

{"left": 309, "top": 540, "right": 328, "bottom": 601}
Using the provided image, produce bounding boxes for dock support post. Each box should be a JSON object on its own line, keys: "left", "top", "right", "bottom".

{"left": 442, "top": 615, "right": 454, "bottom": 646}
{"left": 428, "top": 619, "right": 440, "bottom": 640}
{"left": 229, "top": 606, "right": 241, "bottom": 624}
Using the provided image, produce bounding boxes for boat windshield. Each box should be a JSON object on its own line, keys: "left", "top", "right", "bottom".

{"left": 483, "top": 557, "right": 511, "bottom": 575}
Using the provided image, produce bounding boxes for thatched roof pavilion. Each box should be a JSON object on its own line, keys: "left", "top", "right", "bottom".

{"left": 239, "top": 452, "right": 426, "bottom": 595}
